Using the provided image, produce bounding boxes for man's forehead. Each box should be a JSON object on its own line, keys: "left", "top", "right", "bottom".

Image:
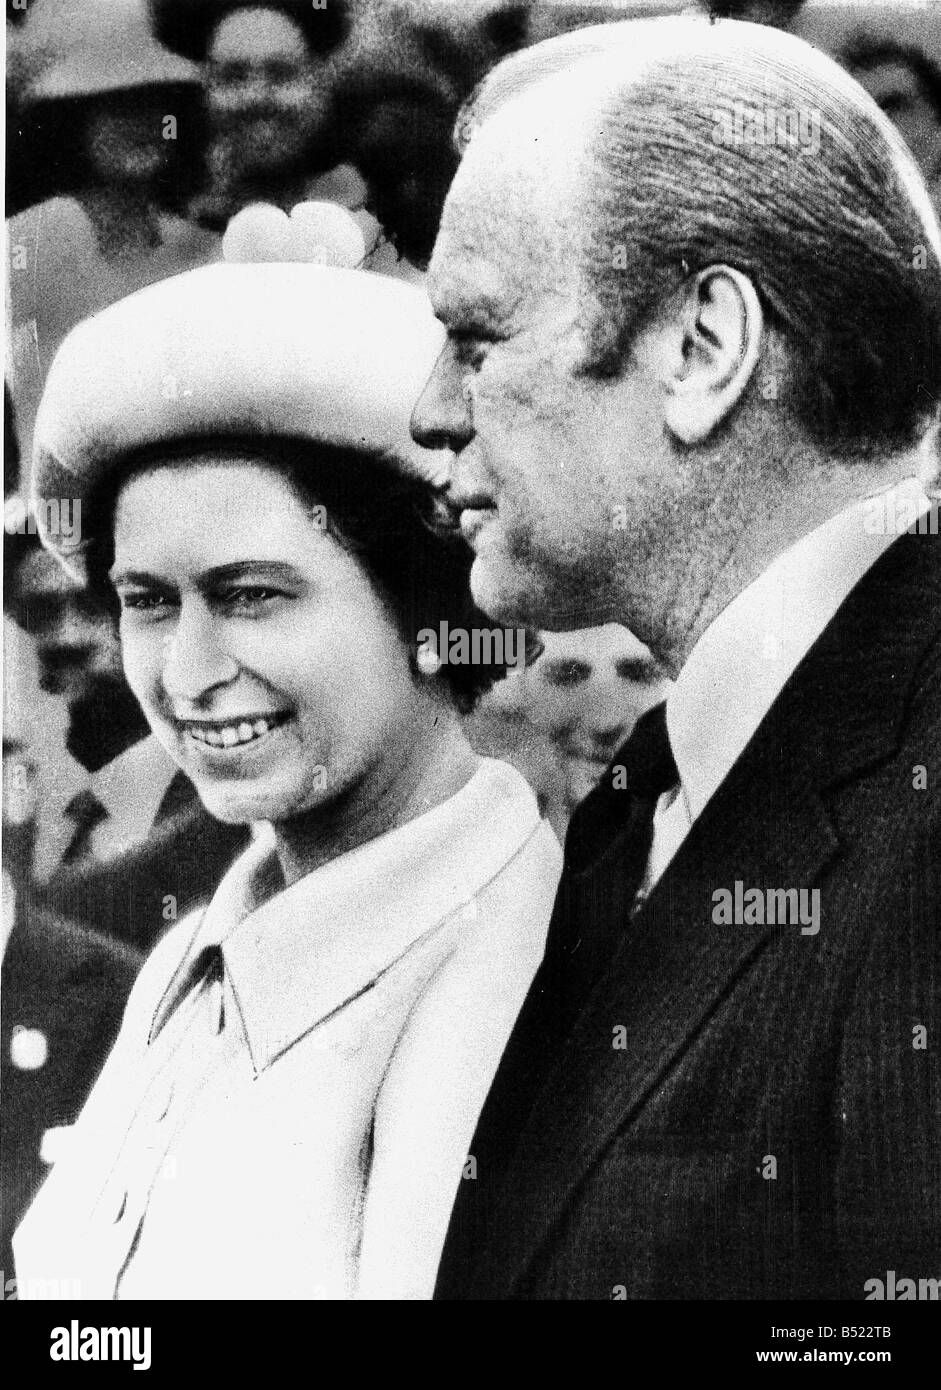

{"left": 428, "top": 133, "right": 583, "bottom": 322}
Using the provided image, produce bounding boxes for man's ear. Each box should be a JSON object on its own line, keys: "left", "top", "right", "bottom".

{"left": 663, "top": 266, "right": 765, "bottom": 446}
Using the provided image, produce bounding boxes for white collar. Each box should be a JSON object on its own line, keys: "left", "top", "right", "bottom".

{"left": 151, "top": 758, "right": 543, "bottom": 1071}
{"left": 666, "top": 476, "right": 931, "bottom": 823}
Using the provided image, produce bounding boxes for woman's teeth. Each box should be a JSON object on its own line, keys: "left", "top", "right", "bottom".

{"left": 187, "top": 716, "right": 283, "bottom": 748}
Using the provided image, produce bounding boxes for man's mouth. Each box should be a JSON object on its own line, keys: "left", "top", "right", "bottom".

{"left": 453, "top": 495, "right": 497, "bottom": 542}
{"left": 178, "top": 712, "right": 291, "bottom": 750}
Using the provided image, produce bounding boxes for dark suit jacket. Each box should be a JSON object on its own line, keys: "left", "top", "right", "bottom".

{"left": 435, "top": 517, "right": 941, "bottom": 1300}
{"left": 1, "top": 901, "right": 142, "bottom": 1280}
{"left": 39, "top": 775, "right": 250, "bottom": 954}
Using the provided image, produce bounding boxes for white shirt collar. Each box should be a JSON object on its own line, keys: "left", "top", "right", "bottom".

{"left": 151, "top": 757, "right": 544, "bottom": 1070}
{"left": 666, "top": 476, "right": 931, "bottom": 824}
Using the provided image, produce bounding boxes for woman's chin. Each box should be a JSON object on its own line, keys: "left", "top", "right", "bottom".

{"left": 192, "top": 779, "right": 297, "bottom": 827}
{"left": 192, "top": 785, "right": 271, "bottom": 825}
{"left": 194, "top": 773, "right": 332, "bottom": 828}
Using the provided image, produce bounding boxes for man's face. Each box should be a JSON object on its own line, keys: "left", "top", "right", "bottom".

{"left": 13, "top": 549, "right": 120, "bottom": 698}
{"left": 411, "top": 131, "right": 674, "bottom": 636}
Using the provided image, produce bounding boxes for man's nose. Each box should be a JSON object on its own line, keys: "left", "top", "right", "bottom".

{"left": 411, "top": 346, "right": 474, "bottom": 453}
{"left": 161, "top": 607, "right": 238, "bottom": 704}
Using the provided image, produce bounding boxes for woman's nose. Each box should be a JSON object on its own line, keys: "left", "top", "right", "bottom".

{"left": 161, "top": 607, "right": 238, "bottom": 705}
{"left": 410, "top": 347, "right": 474, "bottom": 453}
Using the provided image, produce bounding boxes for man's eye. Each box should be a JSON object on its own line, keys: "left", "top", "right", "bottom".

{"left": 452, "top": 332, "right": 497, "bottom": 370}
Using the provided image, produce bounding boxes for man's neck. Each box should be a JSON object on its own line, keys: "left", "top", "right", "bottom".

{"left": 651, "top": 460, "right": 921, "bottom": 678}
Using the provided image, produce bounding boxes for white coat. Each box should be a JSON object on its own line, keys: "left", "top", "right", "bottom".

{"left": 14, "top": 758, "right": 562, "bottom": 1300}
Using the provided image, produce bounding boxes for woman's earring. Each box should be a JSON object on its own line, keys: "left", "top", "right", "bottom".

{"left": 416, "top": 641, "right": 443, "bottom": 676}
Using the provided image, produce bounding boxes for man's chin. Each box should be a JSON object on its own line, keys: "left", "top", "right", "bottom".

{"left": 470, "top": 555, "right": 593, "bottom": 634}
{"left": 470, "top": 554, "right": 541, "bottom": 630}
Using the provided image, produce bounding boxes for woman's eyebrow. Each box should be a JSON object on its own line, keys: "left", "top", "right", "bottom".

{"left": 109, "top": 562, "right": 303, "bottom": 588}
{"left": 199, "top": 561, "right": 304, "bottom": 586}
{"left": 109, "top": 567, "right": 165, "bottom": 587}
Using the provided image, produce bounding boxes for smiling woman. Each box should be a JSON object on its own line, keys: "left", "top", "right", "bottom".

{"left": 85, "top": 438, "right": 506, "bottom": 842}
{"left": 14, "top": 260, "right": 562, "bottom": 1300}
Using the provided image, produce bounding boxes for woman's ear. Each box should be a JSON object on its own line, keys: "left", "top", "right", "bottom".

{"left": 663, "top": 265, "right": 765, "bottom": 446}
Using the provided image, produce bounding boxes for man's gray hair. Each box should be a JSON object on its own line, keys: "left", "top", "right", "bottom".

{"left": 458, "top": 18, "right": 941, "bottom": 457}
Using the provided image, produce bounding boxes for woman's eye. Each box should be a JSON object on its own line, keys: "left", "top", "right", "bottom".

{"left": 218, "top": 586, "right": 283, "bottom": 610}
{"left": 118, "top": 591, "right": 174, "bottom": 613}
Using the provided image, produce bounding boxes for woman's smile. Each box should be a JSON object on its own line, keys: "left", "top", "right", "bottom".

{"left": 177, "top": 710, "right": 294, "bottom": 757}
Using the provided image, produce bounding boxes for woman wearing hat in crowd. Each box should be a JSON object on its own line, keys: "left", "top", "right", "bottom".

{"left": 13, "top": 216, "right": 562, "bottom": 1301}
{"left": 151, "top": 0, "right": 414, "bottom": 276}
{"left": 7, "top": 0, "right": 220, "bottom": 472}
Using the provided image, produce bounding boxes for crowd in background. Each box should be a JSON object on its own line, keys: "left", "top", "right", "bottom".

{"left": 3, "top": 0, "right": 941, "bottom": 1280}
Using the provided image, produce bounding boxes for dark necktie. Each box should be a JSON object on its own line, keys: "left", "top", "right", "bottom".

{"left": 60, "top": 788, "right": 108, "bottom": 867}
{"left": 154, "top": 770, "right": 198, "bottom": 823}
{"left": 545, "top": 700, "right": 679, "bottom": 1028}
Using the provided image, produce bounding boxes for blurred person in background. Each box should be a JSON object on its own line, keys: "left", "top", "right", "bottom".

{"left": 2, "top": 488, "right": 143, "bottom": 1280}
{"left": 155, "top": 0, "right": 426, "bottom": 275}
{"left": 151, "top": 2, "right": 368, "bottom": 228}
{"left": 333, "top": 0, "right": 531, "bottom": 267}
{"left": 842, "top": 38, "right": 941, "bottom": 215}
{"left": 7, "top": 0, "right": 219, "bottom": 470}
{"left": 4, "top": 522, "right": 249, "bottom": 950}
{"left": 1, "top": 885, "right": 141, "bottom": 1292}
{"left": 464, "top": 634, "right": 571, "bottom": 839}
{"left": 6, "top": 532, "right": 149, "bottom": 785}
{"left": 468, "top": 623, "right": 671, "bottom": 838}
{"left": 794, "top": 2, "right": 941, "bottom": 212}
{"left": 700, "top": 0, "right": 806, "bottom": 25}
{"left": 525, "top": 626, "right": 671, "bottom": 816}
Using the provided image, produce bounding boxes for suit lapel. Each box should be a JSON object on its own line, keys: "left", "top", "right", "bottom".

{"left": 446, "top": 520, "right": 940, "bottom": 1299}
{"left": 468, "top": 702, "right": 840, "bottom": 1295}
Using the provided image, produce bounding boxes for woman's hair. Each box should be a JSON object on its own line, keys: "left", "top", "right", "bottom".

{"left": 84, "top": 436, "right": 509, "bottom": 713}
{"left": 21, "top": 84, "right": 209, "bottom": 215}
{"left": 151, "top": 0, "right": 350, "bottom": 64}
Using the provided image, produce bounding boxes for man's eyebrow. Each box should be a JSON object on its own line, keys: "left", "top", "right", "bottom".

{"left": 434, "top": 296, "right": 507, "bottom": 331}
{"left": 429, "top": 271, "right": 520, "bottom": 331}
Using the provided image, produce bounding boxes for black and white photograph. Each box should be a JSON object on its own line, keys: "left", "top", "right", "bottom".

{"left": 2, "top": 0, "right": 939, "bottom": 1360}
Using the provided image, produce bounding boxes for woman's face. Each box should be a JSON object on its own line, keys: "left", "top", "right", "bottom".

{"left": 110, "top": 457, "right": 424, "bottom": 825}
{"left": 84, "top": 94, "right": 173, "bottom": 186}
{"left": 206, "top": 8, "right": 330, "bottom": 176}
